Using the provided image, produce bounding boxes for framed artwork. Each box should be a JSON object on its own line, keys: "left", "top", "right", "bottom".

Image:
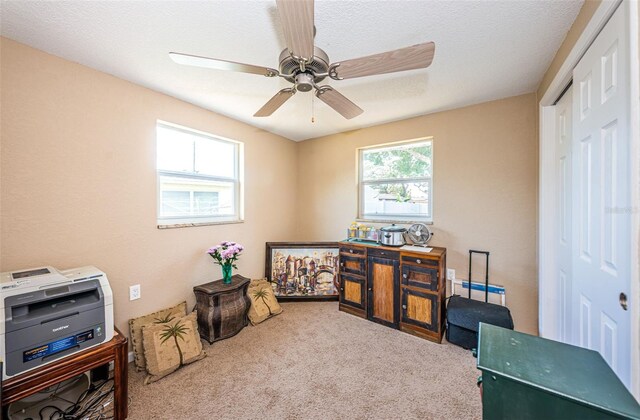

{"left": 265, "top": 242, "right": 340, "bottom": 301}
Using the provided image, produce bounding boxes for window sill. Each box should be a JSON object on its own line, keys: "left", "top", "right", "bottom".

{"left": 356, "top": 218, "right": 433, "bottom": 225}
{"left": 157, "top": 219, "right": 244, "bottom": 229}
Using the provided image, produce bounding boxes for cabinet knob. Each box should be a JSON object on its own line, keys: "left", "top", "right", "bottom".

{"left": 340, "top": 262, "right": 344, "bottom": 267}
{"left": 403, "top": 274, "right": 408, "bottom": 279}
{"left": 340, "top": 288, "right": 344, "bottom": 291}
{"left": 416, "top": 259, "right": 422, "bottom": 264}
{"left": 402, "top": 305, "right": 407, "bottom": 309}
{"left": 349, "top": 249, "right": 354, "bottom": 253}
{"left": 368, "top": 288, "right": 372, "bottom": 291}
{"left": 380, "top": 252, "right": 385, "bottom": 255}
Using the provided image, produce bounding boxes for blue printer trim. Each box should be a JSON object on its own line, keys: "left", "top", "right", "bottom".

{"left": 23, "top": 328, "right": 95, "bottom": 363}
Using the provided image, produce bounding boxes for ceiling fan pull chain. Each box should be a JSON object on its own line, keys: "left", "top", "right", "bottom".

{"left": 311, "top": 94, "right": 315, "bottom": 123}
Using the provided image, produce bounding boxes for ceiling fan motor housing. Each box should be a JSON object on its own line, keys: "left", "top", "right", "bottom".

{"left": 279, "top": 46, "right": 330, "bottom": 86}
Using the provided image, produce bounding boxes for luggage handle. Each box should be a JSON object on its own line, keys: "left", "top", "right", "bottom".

{"left": 468, "top": 250, "right": 490, "bottom": 302}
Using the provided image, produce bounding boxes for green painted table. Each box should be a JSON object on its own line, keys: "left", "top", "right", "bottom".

{"left": 477, "top": 323, "right": 640, "bottom": 419}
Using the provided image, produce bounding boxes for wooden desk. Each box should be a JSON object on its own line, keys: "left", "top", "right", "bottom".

{"left": 2, "top": 328, "right": 129, "bottom": 419}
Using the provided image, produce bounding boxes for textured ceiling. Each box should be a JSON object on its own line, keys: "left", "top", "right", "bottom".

{"left": 0, "top": 0, "right": 583, "bottom": 141}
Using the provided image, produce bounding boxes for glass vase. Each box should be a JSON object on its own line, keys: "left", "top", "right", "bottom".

{"left": 222, "top": 264, "right": 233, "bottom": 284}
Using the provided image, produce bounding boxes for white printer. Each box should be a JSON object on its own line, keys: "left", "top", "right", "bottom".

{"left": 1, "top": 266, "right": 114, "bottom": 379}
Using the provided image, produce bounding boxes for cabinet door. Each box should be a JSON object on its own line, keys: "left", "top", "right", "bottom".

{"left": 367, "top": 256, "right": 400, "bottom": 328}
{"left": 401, "top": 288, "right": 438, "bottom": 332}
{"left": 401, "top": 264, "right": 438, "bottom": 291}
{"left": 339, "top": 273, "right": 366, "bottom": 310}
{"left": 340, "top": 254, "right": 366, "bottom": 276}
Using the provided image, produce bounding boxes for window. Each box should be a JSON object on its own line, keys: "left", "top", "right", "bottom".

{"left": 156, "top": 122, "right": 242, "bottom": 227}
{"left": 358, "top": 138, "right": 433, "bottom": 222}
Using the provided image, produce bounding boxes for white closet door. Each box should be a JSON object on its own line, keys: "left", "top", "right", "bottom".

{"left": 572, "top": 3, "right": 631, "bottom": 387}
{"left": 555, "top": 89, "right": 573, "bottom": 343}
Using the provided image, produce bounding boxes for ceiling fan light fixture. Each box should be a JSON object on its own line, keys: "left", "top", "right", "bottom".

{"left": 295, "top": 73, "right": 315, "bottom": 92}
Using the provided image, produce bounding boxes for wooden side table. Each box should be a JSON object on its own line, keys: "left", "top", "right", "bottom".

{"left": 2, "top": 327, "right": 128, "bottom": 419}
{"left": 193, "top": 274, "right": 251, "bottom": 344}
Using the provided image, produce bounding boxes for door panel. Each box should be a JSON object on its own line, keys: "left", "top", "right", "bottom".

{"left": 401, "top": 288, "right": 438, "bottom": 331}
{"left": 339, "top": 273, "right": 366, "bottom": 310}
{"left": 367, "top": 256, "right": 399, "bottom": 328}
{"left": 373, "top": 263, "right": 394, "bottom": 320}
{"left": 556, "top": 88, "right": 573, "bottom": 343}
{"left": 572, "top": 3, "right": 630, "bottom": 387}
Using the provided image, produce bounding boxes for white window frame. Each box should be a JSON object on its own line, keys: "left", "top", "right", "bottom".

{"left": 357, "top": 137, "right": 433, "bottom": 223}
{"left": 156, "top": 121, "right": 244, "bottom": 228}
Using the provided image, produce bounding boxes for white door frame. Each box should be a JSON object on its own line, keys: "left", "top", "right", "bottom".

{"left": 538, "top": 0, "right": 640, "bottom": 399}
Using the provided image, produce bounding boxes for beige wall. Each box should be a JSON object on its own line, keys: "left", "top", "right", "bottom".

{"left": 0, "top": 38, "right": 298, "bottom": 337}
{"left": 0, "top": 36, "right": 542, "bottom": 339}
{"left": 537, "top": 0, "right": 602, "bottom": 99}
{"left": 296, "top": 94, "right": 539, "bottom": 335}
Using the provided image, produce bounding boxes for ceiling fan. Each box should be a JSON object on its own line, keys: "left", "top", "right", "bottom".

{"left": 169, "top": 0, "right": 435, "bottom": 120}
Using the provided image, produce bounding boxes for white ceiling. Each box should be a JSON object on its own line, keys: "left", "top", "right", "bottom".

{"left": 0, "top": 0, "right": 583, "bottom": 141}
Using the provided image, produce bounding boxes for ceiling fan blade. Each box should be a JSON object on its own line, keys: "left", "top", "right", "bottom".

{"left": 315, "top": 86, "right": 363, "bottom": 119}
{"left": 169, "top": 52, "right": 279, "bottom": 77}
{"left": 329, "top": 42, "right": 435, "bottom": 80}
{"left": 276, "top": 0, "right": 314, "bottom": 61}
{"left": 254, "top": 88, "right": 296, "bottom": 117}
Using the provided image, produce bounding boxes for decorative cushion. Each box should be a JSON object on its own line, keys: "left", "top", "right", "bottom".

{"left": 128, "top": 301, "right": 187, "bottom": 371}
{"left": 142, "top": 311, "right": 206, "bottom": 384}
{"left": 248, "top": 279, "right": 283, "bottom": 325}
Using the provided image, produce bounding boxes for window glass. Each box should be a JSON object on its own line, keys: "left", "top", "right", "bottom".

{"left": 156, "top": 123, "right": 242, "bottom": 226}
{"left": 161, "top": 191, "right": 190, "bottom": 217}
{"left": 157, "top": 126, "right": 194, "bottom": 173}
{"left": 359, "top": 139, "right": 433, "bottom": 221}
{"left": 362, "top": 142, "right": 432, "bottom": 180}
{"left": 194, "top": 137, "right": 235, "bottom": 177}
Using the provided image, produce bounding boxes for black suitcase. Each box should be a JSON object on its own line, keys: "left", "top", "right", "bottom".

{"left": 446, "top": 250, "right": 514, "bottom": 350}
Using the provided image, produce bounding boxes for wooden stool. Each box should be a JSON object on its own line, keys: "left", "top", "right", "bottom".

{"left": 193, "top": 274, "right": 251, "bottom": 344}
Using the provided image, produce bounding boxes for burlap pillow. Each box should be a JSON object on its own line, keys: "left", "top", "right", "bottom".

{"left": 128, "top": 301, "right": 187, "bottom": 371}
{"left": 142, "top": 311, "right": 206, "bottom": 384}
{"left": 248, "top": 279, "right": 283, "bottom": 325}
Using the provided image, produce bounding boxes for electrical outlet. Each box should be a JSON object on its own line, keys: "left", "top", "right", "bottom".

{"left": 129, "top": 284, "right": 141, "bottom": 301}
{"left": 446, "top": 269, "right": 456, "bottom": 281}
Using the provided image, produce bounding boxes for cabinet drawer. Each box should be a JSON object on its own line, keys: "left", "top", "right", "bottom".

{"left": 368, "top": 248, "right": 400, "bottom": 260}
{"left": 401, "top": 288, "right": 438, "bottom": 332}
{"left": 401, "top": 264, "right": 438, "bottom": 291}
{"left": 339, "top": 245, "right": 366, "bottom": 256}
{"left": 340, "top": 254, "right": 366, "bottom": 276}
{"left": 339, "top": 274, "right": 366, "bottom": 310}
{"left": 401, "top": 254, "right": 438, "bottom": 267}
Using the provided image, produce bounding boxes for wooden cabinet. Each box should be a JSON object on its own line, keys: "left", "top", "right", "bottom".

{"left": 338, "top": 242, "right": 446, "bottom": 343}
{"left": 401, "top": 262, "right": 438, "bottom": 291}
{"left": 339, "top": 273, "right": 366, "bottom": 311}
{"left": 340, "top": 254, "right": 367, "bottom": 276}
{"left": 338, "top": 245, "right": 367, "bottom": 317}
{"left": 367, "top": 251, "right": 400, "bottom": 328}
{"left": 399, "top": 250, "right": 446, "bottom": 342}
{"left": 401, "top": 288, "right": 438, "bottom": 332}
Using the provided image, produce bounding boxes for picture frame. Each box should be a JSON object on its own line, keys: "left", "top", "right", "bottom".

{"left": 265, "top": 242, "right": 340, "bottom": 301}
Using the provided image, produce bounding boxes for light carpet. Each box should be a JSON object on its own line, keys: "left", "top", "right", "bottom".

{"left": 127, "top": 302, "right": 482, "bottom": 419}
